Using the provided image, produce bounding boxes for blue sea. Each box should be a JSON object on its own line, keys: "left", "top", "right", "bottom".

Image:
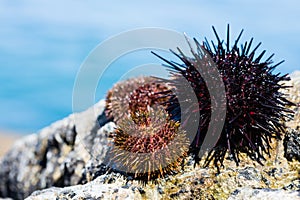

{"left": 1, "top": 0, "right": 299, "bottom": 134}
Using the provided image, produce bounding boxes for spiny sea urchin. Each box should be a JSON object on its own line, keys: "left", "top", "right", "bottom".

{"left": 153, "top": 25, "right": 295, "bottom": 168}
{"left": 105, "top": 76, "right": 187, "bottom": 180}
{"left": 109, "top": 106, "right": 189, "bottom": 180}
{"left": 105, "top": 76, "right": 175, "bottom": 124}
{"left": 106, "top": 77, "right": 152, "bottom": 123}
{"left": 128, "top": 80, "right": 176, "bottom": 125}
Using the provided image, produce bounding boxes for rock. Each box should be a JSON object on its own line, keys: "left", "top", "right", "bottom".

{"left": 284, "top": 129, "right": 300, "bottom": 162}
{"left": 25, "top": 173, "right": 140, "bottom": 200}
{"left": 24, "top": 158, "right": 300, "bottom": 200}
{"left": 282, "top": 71, "right": 300, "bottom": 162}
{"left": 2, "top": 114, "right": 300, "bottom": 200}
{"left": 284, "top": 71, "right": 300, "bottom": 130}
{"left": 0, "top": 100, "right": 113, "bottom": 199}
{"left": 228, "top": 188, "right": 300, "bottom": 200}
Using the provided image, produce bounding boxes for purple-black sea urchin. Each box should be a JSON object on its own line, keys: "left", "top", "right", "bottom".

{"left": 109, "top": 107, "right": 189, "bottom": 180}
{"left": 153, "top": 25, "right": 295, "bottom": 168}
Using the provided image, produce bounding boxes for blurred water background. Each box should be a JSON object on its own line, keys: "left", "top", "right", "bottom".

{"left": 0, "top": 0, "right": 299, "bottom": 134}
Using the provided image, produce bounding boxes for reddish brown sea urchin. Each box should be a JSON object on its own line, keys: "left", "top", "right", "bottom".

{"left": 152, "top": 25, "right": 295, "bottom": 169}
{"left": 105, "top": 76, "right": 186, "bottom": 180}
{"left": 109, "top": 107, "right": 189, "bottom": 180}
{"left": 106, "top": 77, "right": 153, "bottom": 123}
{"left": 128, "top": 80, "right": 174, "bottom": 125}
{"left": 105, "top": 76, "right": 174, "bottom": 124}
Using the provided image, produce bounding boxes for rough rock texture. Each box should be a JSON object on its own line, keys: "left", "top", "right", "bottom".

{"left": 228, "top": 188, "right": 300, "bottom": 200}
{"left": 283, "top": 71, "right": 300, "bottom": 162}
{"left": 284, "top": 129, "right": 300, "bottom": 162}
{"left": 1, "top": 73, "right": 300, "bottom": 200}
{"left": 25, "top": 151, "right": 300, "bottom": 200}
{"left": 285, "top": 71, "right": 300, "bottom": 130}
{"left": 0, "top": 100, "right": 114, "bottom": 199}
{"left": 26, "top": 173, "right": 140, "bottom": 200}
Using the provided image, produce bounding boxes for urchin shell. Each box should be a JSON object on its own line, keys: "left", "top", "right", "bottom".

{"left": 109, "top": 107, "right": 189, "bottom": 180}
{"left": 153, "top": 25, "right": 295, "bottom": 168}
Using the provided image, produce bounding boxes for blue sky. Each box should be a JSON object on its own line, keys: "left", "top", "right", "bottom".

{"left": 0, "top": 0, "right": 299, "bottom": 133}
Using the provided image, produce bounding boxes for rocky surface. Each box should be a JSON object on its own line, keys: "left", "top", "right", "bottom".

{"left": 0, "top": 100, "right": 113, "bottom": 199}
{"left": 285, "top": 71, "right": 300, "bottom": 130}
{"left": 284, "top": 129, "right": 300, "bottom": 162}
{"left": 26, "top": 173, "right": 139, "bottom": 200}
{"left": 0, "top": 72, "right": 299, "bottom": 200}
{"left": 228, "top": 188, "right": 300, "bottom": 200}
{"left": 283, "top": 71, "right": 300, "bottom": 162}
{"left": 25, "top": 150, "right": 300, "bottom": 200}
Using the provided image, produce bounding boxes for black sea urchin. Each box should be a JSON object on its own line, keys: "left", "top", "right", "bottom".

{"left": 109, "top": 107, "right": 189, "bottom": 180}
{"left": 153, "top": 25, "right": 295, "bottom": 168}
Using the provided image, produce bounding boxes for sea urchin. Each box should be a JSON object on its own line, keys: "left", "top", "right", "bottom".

{"left": 152, "top": 24, "right": 295, "bottom": 168}
{"left": 105, "top": 76, "right": 187, "bottom": 180}
{"left": 106, "top": 76, "right": 174, "bottom": 124}
{"left": 109, "top": 106, "right": 189, "bottom": 180}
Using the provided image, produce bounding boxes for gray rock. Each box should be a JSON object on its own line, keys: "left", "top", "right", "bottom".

{"left": 24, "top": 165, "right": 300, "bottom": 200}
{"left": 228, "top": 187, "right": 300, "bottom": 200}
{"left": 0, "top": 100, "right": 113, "bottom": 199}
{"left": 25, "top": 174, "right": 140, "bottom": 200}
{"left": 284, "top": 128, "right": 300, "bottom": 162}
